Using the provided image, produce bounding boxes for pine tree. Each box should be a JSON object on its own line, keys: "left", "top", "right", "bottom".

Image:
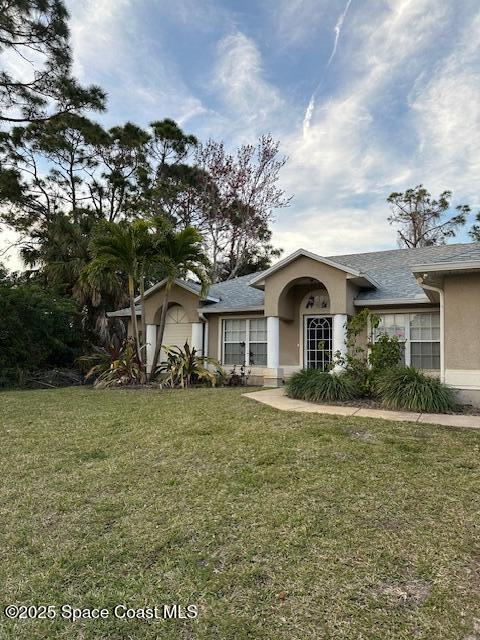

{"left": 0, "top": 0, "right": 105, "bottom": 123}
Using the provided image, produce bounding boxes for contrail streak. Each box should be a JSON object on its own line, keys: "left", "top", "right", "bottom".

{"left": 302, "top": 0, "right": 353, "bottom": 138}
{"left": 302, "top": 94, "right": 316, "bottom": 138}
{"left": 327, "top": 0, "right": 353, "bottom": 67}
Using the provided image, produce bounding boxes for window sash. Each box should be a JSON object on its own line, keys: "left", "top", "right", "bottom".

{"left": 411, "top": 341, "right": 441, "bottom": 370}
{"left": 222, "top": 318, "right": 267, "bottom": 366}
{"left": 373, "top": 312, "right": 440, "bottom": 370}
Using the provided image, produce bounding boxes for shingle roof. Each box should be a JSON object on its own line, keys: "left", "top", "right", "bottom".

{"left": 203, "top": 242, "right": 480, "bottom": 310}
{"left": 108, "top": 242, "right": 480, "bottom": 315}
{"left": 331, "top": 242, "right": 480, "bottom": 302}
{"left": 428, "top": 244, "right": 480, "bottom": 264}
{"left": 205, "top": 273, "right": 265, "bottom": 312}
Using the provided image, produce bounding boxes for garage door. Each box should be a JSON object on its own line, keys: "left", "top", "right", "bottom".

{"left": 161, "top": 305, "right": 191, "bottom": 359}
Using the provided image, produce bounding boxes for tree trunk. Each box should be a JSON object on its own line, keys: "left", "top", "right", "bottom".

{"left": 128, "top": 274, "right": 142, "bottom": 369}
{"left": 150, "top": 283, "right": 171, "bottom": 375}
{"left": 139, "top": 273, "right": 147, "bottom": 377}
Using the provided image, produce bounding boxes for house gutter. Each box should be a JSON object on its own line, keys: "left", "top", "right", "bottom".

{"left": 416, "top": 278, "right": 445, "bottom": 383}
{"left": 354, "top": 296, "right": 430, "bottom": 306}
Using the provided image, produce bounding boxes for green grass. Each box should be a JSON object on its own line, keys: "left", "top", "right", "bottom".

{"left": 1, "top": 387, "right": 479, "bottom": 640}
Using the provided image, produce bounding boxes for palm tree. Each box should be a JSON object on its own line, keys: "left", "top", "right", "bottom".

{"left": 84, "top": 219, "right": 154, "bottom": 371}
{"left": 150, "top": 226, "right": 210, "bottom": 375}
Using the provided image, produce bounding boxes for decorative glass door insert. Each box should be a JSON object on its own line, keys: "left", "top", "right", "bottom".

{"left": 305, "top": 316, "right": 333, "bottom": 370}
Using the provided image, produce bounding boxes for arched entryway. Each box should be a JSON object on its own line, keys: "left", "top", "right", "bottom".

{"left": 251, "top": 250, "right": 357, "bottom": 385}
{"left": 273, "top": 277, "right": 336, "bottom": 371}
{"left": 262, "top": 276, "right": 347, "bottom": 384}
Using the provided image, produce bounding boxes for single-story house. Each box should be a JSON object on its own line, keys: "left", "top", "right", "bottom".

{"left": 108, "top": 241, "right": 480, "bottom": 406}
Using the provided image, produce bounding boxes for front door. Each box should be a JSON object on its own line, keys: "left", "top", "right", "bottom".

{"left": 304, "top": 316, "right": 333, "bottom": 370}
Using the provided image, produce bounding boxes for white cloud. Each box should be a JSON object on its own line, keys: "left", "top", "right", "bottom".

{"left": 272, "top": 201, "right": 394, "bottom": 257}
{"left": 213, "top": 32, "right": 286, "bottom": 140}
{"left": 66, "top": 0, "right": 210, "bottom": 128}
{"left": 272, "top": 0, "right": 480, "bottom": 256}
{"left": 408, "top": 12, "right": 480, "bottom": 200}
{"left": 67, "top": 0, "right": 132, "bottom": 80}
{"left": 273, "top": 0, "right": 329, "bottom": 48}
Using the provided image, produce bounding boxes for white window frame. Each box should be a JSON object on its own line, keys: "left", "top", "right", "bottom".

{"left": 221, "top": 317, "right": 268, "bottom": 367}
{"left": 372, "top": 311, "right": 440, "bottom": 370}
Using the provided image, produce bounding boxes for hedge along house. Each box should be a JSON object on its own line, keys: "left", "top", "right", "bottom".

{"left": 108, "top": 242, "right": 480, "bottom": 405}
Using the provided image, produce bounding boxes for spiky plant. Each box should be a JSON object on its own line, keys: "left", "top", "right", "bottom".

{"left": 77, "top": 338, "right": 145, "bottom": 388}
{"left": 286, "top": 369, "right": 359, "bottom": 403}
{"left": 155, "top": 342, "right": 224, "bottom": 388}
{"left": 376, "top": 366, "right": 457, "bottom": 413}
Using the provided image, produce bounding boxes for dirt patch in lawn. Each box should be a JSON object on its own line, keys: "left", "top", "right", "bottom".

{"left": 378, "top": 579, "right": 432, "bottom": 607}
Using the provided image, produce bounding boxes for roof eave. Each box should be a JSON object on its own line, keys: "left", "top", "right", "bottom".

{"left": 411, "top": 261, "right": 480, "bottom": 275}
{"left": 354, "top": 296, "right": 430, "bottom": 306}
{"left": 346, "top": 273, "right": 380, "bottom": 289}
{"left": 134, "top": 278, "right": 219, "bottom": 303}
{"left": 107, "top": 307, "right": 141, "bottom": 318}
{"left": 201, "top": 306, "right": 265, "bottom": 314}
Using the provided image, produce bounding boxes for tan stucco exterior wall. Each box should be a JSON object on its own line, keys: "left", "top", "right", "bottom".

{"left": 444, "top": 273, "right": 480, "bottom": 370}
{"left": 207, "top": 314, "right": 220, "bottom": 360}
{"left": 126, "top": 283, "right": 201, "bottom": 338}
{"left": 263, "top": 256, "right": 358, "bottom": 318}
{"left": 279, "top": 284, "right": 312, "bottom": 366}
{"left": 143, "top": 285, "right": 200, "bottom": 325}
{"left": 279, "top": 317, "right": 300, "bottom": 366}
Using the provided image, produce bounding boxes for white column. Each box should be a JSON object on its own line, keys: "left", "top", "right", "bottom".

{"left": 332, "top": 314, "right": 348, "bottom": 371}
{"left": 191, "top": 322, "right": 204, "bottom": 355}
{"left": 439, "top": 289, "right": 445, "bottom": 383}
{"left": 203, "top": 321, "right": 209, "bottom": 358}
{"left": 146, "top": 324, "right": 157, "bottom": 374}
{"left": 267, "top": 316, "right": 280, "bottom": 369}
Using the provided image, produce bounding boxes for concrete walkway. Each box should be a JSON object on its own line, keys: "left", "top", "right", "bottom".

{"left": 243, "top": 387, "right": 480, "bottom": 430}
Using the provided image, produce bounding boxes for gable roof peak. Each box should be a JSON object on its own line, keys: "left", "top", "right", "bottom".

{"left": 248, "top": 247, "right": 377, "bottom": 289}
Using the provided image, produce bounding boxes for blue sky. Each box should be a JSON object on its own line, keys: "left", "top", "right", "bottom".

{"left": 3, "top": 0, "right": 480, "bottom": 268}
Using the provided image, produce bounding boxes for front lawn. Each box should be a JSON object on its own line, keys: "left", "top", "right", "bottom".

{"left": 1, "top": 387, "right": 479, "bottom": 639}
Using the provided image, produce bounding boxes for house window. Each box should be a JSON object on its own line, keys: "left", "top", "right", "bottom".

{"left": 374, "top": 314, "right": 407, "bottom": 364}
{"left": 410, "top": 313, "right": 440, "bottom": 369}
{"left": 374, "top": 312, "right": 440, "bottom": 370}
{"left": 222, "top": 318, "right": 267, "bottom": 366}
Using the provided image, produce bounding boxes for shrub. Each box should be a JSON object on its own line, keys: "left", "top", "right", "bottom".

{"left": 332, "top": 311, "right": 404, "bottom": 397}
{"left": 0, "top": 281, "right": 82, "bottom": 387}
{"left": 375, "top": 367, "right": 457, "bottom": 413}
{"left": 286, "top": 368, "right": 359, "bottom": 403}
{"left": 226, "top": 364, "right": 251, "bottom": 386}
{"left": 369, "top": 333, "right": 402, "bottom": 372}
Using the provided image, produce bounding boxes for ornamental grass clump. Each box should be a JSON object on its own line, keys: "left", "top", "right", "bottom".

{"left": 286, "top": 368, "right": 359, "bottom": 403}
{"left": 376, "top": 366, "right": 457, "bottom": 413}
